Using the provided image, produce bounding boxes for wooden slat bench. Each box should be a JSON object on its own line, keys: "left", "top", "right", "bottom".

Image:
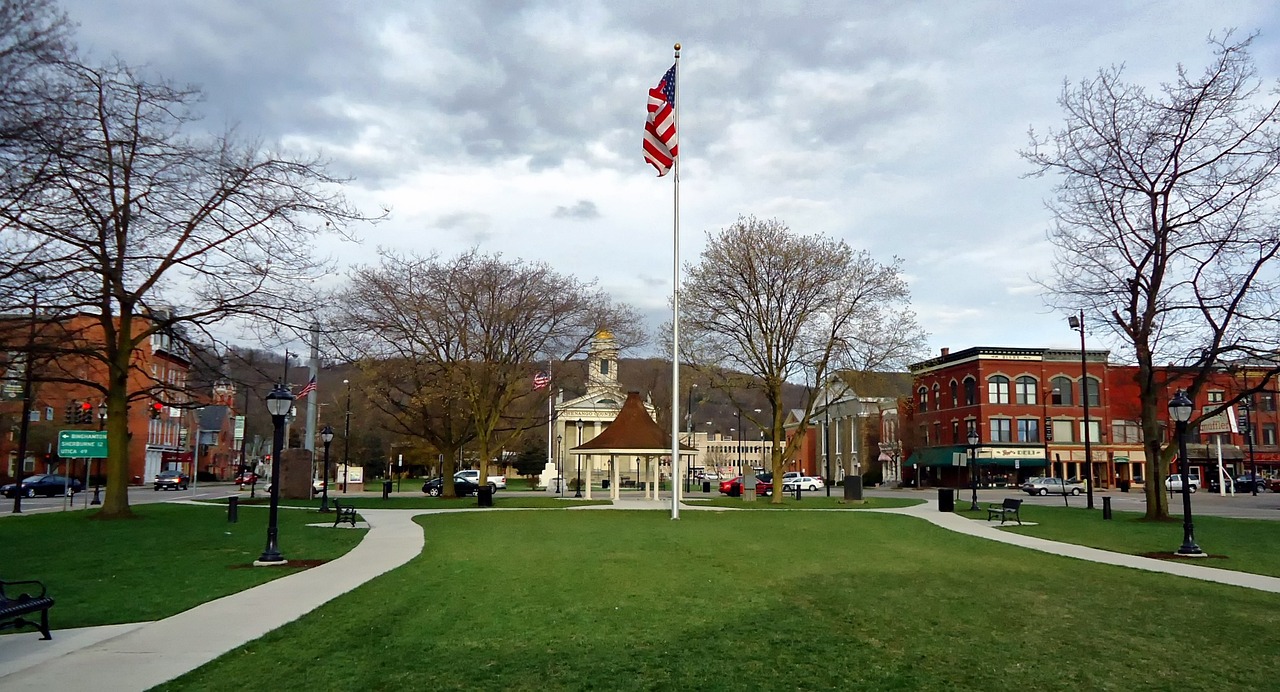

{"left": 332, "top": 500, "right": 358, "bottom": 528}
{"left": 0, "top": 579, "right": 54, "bottom": 640}
{"left": 986, "top": 498, "right": 1023, "bottom": 525}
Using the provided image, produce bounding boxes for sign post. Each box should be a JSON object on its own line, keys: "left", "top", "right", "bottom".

{"left": 58, "top": 431, "right": 108, "bottom": 510}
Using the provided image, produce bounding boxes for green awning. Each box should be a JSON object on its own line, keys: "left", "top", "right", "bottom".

{"left": 978, "top": 457, "right": 1047, "bottom": 468}
{"left": 905, "top": 446, "right": 970, "bottom": 467}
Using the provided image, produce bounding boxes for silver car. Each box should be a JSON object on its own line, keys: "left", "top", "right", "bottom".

{"left": 1021, "top": 477, "right": 1082, "bottom": 496}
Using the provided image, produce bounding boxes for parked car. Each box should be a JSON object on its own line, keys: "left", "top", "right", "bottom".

{"left": 454, "top": 469, "right": 504, "bottom": 490}
{"left": 1165, "top": 475, "right": 1200, "bottom": 493}
{"left": 153, "top": 470, "right": 191, "bottom": 491}
{"left": 1233, "top": 473, "right": 1268, "bottom": 493}
{"left": 782, "top": 476, "right": 825, "bottom": 492}
{"left": 1268, "top": 477, "right": 1280, "bottom": 493}
{"left": 422, "top": 475, "right": 480, "bottom": 497}
{"left": 1, "top": 474, "right": 83, "bottom": 498}
{"left": 1021, "top": 477, "right": 1082, "bottom": 496}
{"left": 264, "top": 478, "right": 325, "bottom": 493}
{"left": 719, "top": 473, "right": 773, "bottom": 496}
{"left": 233, "top": 470, "right": 259, "bottom": 488}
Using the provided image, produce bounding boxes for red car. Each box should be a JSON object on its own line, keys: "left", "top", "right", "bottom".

{"left": 233, "top": 470, "right": 259, "bottom": 488}
{"left": 719, "top": 474, "right": 773, "bottom": 497}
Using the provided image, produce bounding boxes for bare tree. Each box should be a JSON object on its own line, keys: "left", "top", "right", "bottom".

{"left": 1024, "top": 33, "right": 1280, "bottom": 521}
{"left": 332, "top": 249, "right": 643, "bottom": 498}
{"left": 0, "top": 60, "right": 374, "bottom": 517}
{"left": 680, "top": 215, "right": 927, "bottom": 503}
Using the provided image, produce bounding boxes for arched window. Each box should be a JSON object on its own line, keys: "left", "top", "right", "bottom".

{"left": 932, "top": 383, "right": 941, "bottom": 409}
{"left": 950, "top": 380, "right": 958, "bottom": 407}
{"left": 917, "top": 387, "right": 928, "bottom": 412}
{"left": 988, "top": 375, "right": 1010, "bottom": 404}
{"left": 1084, "top": 377, "right": 1100, "bottom": 407}
{"left": 1015, "top": 376, "right": 1037, "bottom": 405}
{"left": 1051, "top": 376, "right": 1073, "bottom": 406}
{"left": 963, "top": 377, "right": 977, "bottom": 406}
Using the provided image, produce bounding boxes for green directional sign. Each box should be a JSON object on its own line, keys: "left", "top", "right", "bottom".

{"left": 58, "top": 430, "right": 108, "bottom": 458}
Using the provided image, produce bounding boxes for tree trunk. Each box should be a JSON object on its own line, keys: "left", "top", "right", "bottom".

{"left": 97, "top": 333, "right": 136, "bottom": 518}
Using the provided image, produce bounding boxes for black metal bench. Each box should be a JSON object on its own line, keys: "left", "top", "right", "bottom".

{"left": 332, "top": 500, "right": 358, "bottom": 528}
{"left": 0, "top": 579, "right": 54, "bottom": 640}
{"left": 986, "top": 498, "right": 1023, "bottom": 525}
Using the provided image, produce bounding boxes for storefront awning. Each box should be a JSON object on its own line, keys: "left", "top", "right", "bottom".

{"left": 905, "top": 446, "right": 969, "bottom": 467}
{"left": 976, "top": 457, "right": 1047, "bottom": 468}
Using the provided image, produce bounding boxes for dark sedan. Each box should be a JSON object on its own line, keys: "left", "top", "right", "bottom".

{"left": 422, "top": 475, "right": 480, "bottom": 497}
{"left": 153, "top": 470, "right": 191, "bottom": 491}
{"left": 1, "top": 474, "right": 83, "bottom": 498}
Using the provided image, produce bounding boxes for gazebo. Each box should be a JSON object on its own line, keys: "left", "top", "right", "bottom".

{"left": 569, "top": 391, "right": 696, "bottom": 501}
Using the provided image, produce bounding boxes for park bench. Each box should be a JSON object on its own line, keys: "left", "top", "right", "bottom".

{"left": 0, "top": 579, "right": 54, "bottom": 640}
{"left": 986, "top": 498, "right": 1023, "bottom": 526}
{"left": 333, "top": 500, "right": 358, "bottom": 528}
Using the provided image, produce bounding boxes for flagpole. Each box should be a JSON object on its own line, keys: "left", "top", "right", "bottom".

{"left": 670, "top": 42, "right": 681, "bottom": 521}
{"left": 545, "top": 358, "right": 553, "bottom": 491}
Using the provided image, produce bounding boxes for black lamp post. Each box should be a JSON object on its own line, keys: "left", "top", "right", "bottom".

{"left": 1241, "top": 397, "right": 1258, "bottom": 496}
{"left": 685, "top": 383, "right": 696, "bottom": 493}
{"left": 1068, "top": 312, "right": 1095, "bottom": 509}
{"left": 735, "top": 408, "right": 743, "bottom": 477}
{"left": 967, "top": 427, "right": 980, "bottom": 511}
{"left": 319, "top": 425, "right": 334, "bottom": 512}
{"left": 342, "top": 379, "right": 351, "bottom": 494}
{"left": 1169, "top": 390, "right": 1203, "bottom": 556}
{"left": 257, "top": 383, "right": 294, "bottom": 565}
{"left": 574, "top": 420, "right": 583, "bottom": 498}
{"left": 556, "top": 434, "right": 562, "bottom": 495}
{"left": 92, "top": 401, "right": 107, "bottom": 505}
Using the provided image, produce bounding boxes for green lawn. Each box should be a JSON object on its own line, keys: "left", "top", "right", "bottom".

{"left": 219, "top": 496, "right": 610, "bottom": 510}
{"left": 0, "top": 503, "right": 364, "bottom": 630}
{"left": 958, "top": 503, "right": 1280, "bottom": 578}
{"left": 694, "top": 495, "right": 923, "bottom": 510}
{"left": 160, "top": 510, "right": 1280, "bottom": 691}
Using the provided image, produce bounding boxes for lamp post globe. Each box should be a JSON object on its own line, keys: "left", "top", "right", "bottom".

{"left": 967, "top": 427, "right": 980, "bottom": 511}
{"left": 257, "top": 383, "right": 295, "bottom": 565}
{"left": 1168, "top": 390, "right": 1202, "bottom": 556}
{"left": 319, "top": 425, "right": 334, "bottom": 512}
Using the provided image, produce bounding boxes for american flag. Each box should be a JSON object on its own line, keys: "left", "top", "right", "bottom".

{"left": 643, "top": 63, "right": 678, "bottom": 176}
{"left": 296, "top": 375, "right": 317, "bottom": 399}
{"left": 533, "top": 371, "right": 551, "bottom": 390}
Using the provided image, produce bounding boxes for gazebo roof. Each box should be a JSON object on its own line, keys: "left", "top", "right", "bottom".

{"left": 570, "top": 391, "right": 695, "bottom": 455}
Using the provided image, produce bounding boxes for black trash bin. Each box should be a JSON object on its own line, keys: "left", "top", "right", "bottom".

{"left": 227, "top": 495, "right": 238, "bottom": 523}
{"left": 602, "top": 479, "right": 610, "bottom": 490}
{"left": 844, "top": 476, "right": 864, "bottom": 501}
{"left": 1119, "top": 479, "right": 1131, "bottom": 493}
{"left": 477, "top": 486, "right": 494, "bottom": 507}
{"left": 382, "top": 479, "right": 392, "bottom": 499}
{"left": 702, "top": 481, "right": 711, "bottom": 493}
{"left": 938, "top": 487, "right": 955, "bottom": 512}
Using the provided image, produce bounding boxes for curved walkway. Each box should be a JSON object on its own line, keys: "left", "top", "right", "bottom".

{"left": 5, "top": 496, "right": 1280, "bottom": 690}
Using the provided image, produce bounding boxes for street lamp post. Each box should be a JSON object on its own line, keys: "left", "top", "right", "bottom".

{"left": 257, "top": 383, "right": 295, "bottom": 565}
{"left": 686, "top": 383, "right": 697, "bottom": 493}
{"left": 824, "top": 387, "right": 832, "bottom": 497}
{"left": 735, "top": 409, "right": 743, "bottom": 477}
{"left": 1241, "top": 397, "right": 1258, "bottom": 496}
{"left": 574, "top": 420, "right": 583, "bottom": 498}
{"left": 556, "top": 434, "right": 563, "bottom": 495}
{"left": 319, "top": 425, "right": 334, "bottom": 512}
{"left": 342, "top": 379, "right": 351, "bottom": 494}
{"left": 1169, "top": 390, "right": 1203, "bottom": 556}
{"left": 92, "top": 402, "right": 107, "bottom": 505}
{"left": 1067, "top": 311, "right": 1095, "bottom": 509}
{"left": 967, "top": 427, "right": 980, "bottom": 511}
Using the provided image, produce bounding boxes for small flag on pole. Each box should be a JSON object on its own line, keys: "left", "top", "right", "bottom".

{"left": 296, "top": 375, "right": 317, "bottom": 399}
{"left": 644, "top": 63, "right": 678, "bottom": 176}
{"left": 533, "top": 371, "right": 551, "bottom": 390}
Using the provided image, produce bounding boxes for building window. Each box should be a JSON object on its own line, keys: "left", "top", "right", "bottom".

{"left": 601, "top": 359, "right": 609, "bottom": 375}
{"left": 987, "top": 376, "right": 1010, "bottom": 404}
{"left": 44, "top": 406, "right": 54, "bottom": 421}
{"left": 1111, "top": 420, "right": 1142, "bottom": 444}
{"left": 964, "top": 378, "right": 977, "bottom": 406}
{"left": 920, "top": 426, "right": 929, "bottom": 446}
{"left": 1078, "top": 420, "right": 1101, "bottom": 443}
{"left": 989, "top": 418, "right": 1012, "bottom": 442}
{"left": 1207, "top": 390, "right": 1224, "bottom": 403}
{"left": 1051, "top": 376, "right": 1073, "bottom": 406}
{"left": 1083, "top": 377, "right": 1100, "bottom": 407}
{"left": 1261, "top": 392, "right": 1276, "bottom": 412}
{"left": 1015, "top": 376, "right": 1037, "bottom": 405}
{"left": 1052, "top": 420, "right": 1074, "bottom": 443}
{"left": 1264, "top": 424, "right": 1277, "bottom": 446}
{"left": 950, "top": 380, "right": 958, "bottom": 407}
{"left": 1017, "top": 419, "right": 1040, "bottom": 443}
{"left": 932, "top": 384, "right": 941, "bottom": 409}
{"left": 918, "top": 387, "right": 928, "bottom": 412}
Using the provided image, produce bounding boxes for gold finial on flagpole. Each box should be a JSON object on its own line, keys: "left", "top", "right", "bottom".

{"left": 674, "top": 43, "right": 681, "bottom": 51}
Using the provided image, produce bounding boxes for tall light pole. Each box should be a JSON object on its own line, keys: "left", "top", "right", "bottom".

{"left": 555, "top": 434, "right": 562, "bottom": 495}
{"left": 686, "top": 383, "right": 697, "bottom": 493}
{"left": 967, "top": 427, "right": 980, "bottom": 511}
{"left": 824, "top": 386, "right": 832, "bottom": 496}
{"left": 257, "top": 383, "right": 294, "bottom": 565}
{"left": 319, "top": 425, "right": 334, "bottom": 512}
{"left": 1067, "top": 311, "right": 1095, "bottom": 509}
{"left": 342, "top": 379, "right": 351, "bottom": 493}
{"left": 735, "top": 409, "right": 743, "bottom": 477}
{"left": 92, "top": 402, "right": 107, "bottom": 505}
{"left": 1241, "top": 396, "right": 1258, "bottom": 495}
{"left": 1169, "top": 390, "right": 1203, "bottom": 556}
{"left": 574, "top": 420, "right": 583, "bottom": 498}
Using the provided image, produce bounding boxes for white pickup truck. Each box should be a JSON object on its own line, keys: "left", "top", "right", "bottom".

{"left": 455, "top": 469, "right": 506, "bottom": 490}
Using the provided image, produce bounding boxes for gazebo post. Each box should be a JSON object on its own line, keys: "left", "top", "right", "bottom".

{"left": 584, "top": 453, "right": 593, "bottom": 500}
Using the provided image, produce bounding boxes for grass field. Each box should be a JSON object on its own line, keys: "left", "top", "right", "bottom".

{"left": 957, "top": 503, "right": 1280, "bottom": 579}
{"left": 0, "top": 503, "right": 364, "bottom": 630}
{"left": 221, "top": 496, "right": 610, "bottom": 510}
{"left": 159, "top": 509, "right": 1280, "bottom": 691}
{"left": 694, "top": 495, "right": 923, "bottom": 510}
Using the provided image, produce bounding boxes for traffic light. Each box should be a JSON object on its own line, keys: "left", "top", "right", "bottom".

{"left": 150, "top": 402, "right": 163, "bottom": 420}
{"left": 65, "top": 400, "right": 77, "bottom": 424}
{"left": 79, "top": 401, "right": 93, "bottom": 424}
{"left": 1044, "top": 417, "right": 1053, "bottom": 441}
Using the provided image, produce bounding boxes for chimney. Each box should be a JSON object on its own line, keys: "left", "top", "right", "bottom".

{"left": 941, "top": 347, "right": 950, "bottom": 357}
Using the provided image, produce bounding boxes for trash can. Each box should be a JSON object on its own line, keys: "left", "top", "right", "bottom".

{"left": 938, "top": 487, "right": 955, "bottom": 512}
{"left": 1119, "top": 479, "right": 1131, "bottom": 493}
{"left": 382, "top": 479, "right": 392, "bottom": 499}
{"left": 477, "top": 486, "right": 494, "bottom": 507}
{"left": 729, "top": 485, "right": 741, "bottom": 498}
{"left": 702, "top": 481, "right": 711, "bottom": 493}
{"left": 227, "top": 496, "right": 238, "bottom": 523}
{"left": 602, "top": 479, "right": 610, "bottom": 490}
{"left": 844, "top": 476, "right": 864, "bottom": 501}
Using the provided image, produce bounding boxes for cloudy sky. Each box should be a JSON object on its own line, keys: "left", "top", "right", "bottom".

{"left": 56, "top": 0, "right": 1280, "bottom": 362}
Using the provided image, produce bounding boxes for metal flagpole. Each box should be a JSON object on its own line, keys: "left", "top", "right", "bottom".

{"left": 546, "top": 358, "right": 553, "bottom": 488}
{"left": 670, "top": 42, "right": 682, "bottom": 520}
